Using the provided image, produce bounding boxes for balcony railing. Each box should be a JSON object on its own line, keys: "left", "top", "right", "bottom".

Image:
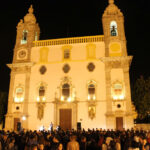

{"left": 33, "top": 35, "right": 104, "bottom": 47}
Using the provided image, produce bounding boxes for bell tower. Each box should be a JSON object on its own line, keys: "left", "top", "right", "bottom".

{"left": 102, "top": 0, "right": 134, "bottom": 129}
{"left": 13, "top": 5, "right": 40, "bottom": 63}
{"left": 5, "top": 5, "right": 40, "bottom": 131}
{"left": 102, "top": 0, "right": 127, "bottom": 57}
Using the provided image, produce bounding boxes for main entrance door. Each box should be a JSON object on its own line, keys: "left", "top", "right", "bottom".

{"left": 59, "top": 109, "right": 72, "bottom": 130}
{"left": 116, "top": 117, "right": 123, "bottom": 130}
{"left": 14, "top": 118, "right": 20, "bottom": 131}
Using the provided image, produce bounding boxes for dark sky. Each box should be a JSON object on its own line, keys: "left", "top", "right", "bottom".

{"left": 0, "top": 0, "right": 150, "bottom": 91}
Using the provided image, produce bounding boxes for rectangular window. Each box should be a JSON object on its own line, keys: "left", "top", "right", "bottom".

{"left": 64, "top": 49, "right": 70, "bottom": 59}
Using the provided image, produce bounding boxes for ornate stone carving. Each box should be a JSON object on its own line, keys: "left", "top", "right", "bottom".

{"left": 88, "top": 106, "right": 96, "bottom": 120}
{"left": 63, "top": 64, "right": 70, "bottom": 73}
{"left": 39, "top": 66, "right": 47, "bottom": 75}
{"left": 24, "top": 5, "right": 36, "bottom": 24}
{"left": 37, "top": 103, "right": 45, "bottom": 120}
{"left": 100, "top": 56, "right": 133, "bottom": 68}
{"left": 87, "top": 63, "right": 95, "bottom": 72}
{"left": 103, "top": 0, "right": 123, "bottom": 16}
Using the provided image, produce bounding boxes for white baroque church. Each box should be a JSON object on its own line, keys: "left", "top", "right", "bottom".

{"left": 5, "top": 0, "right": 135, "bottom": 131}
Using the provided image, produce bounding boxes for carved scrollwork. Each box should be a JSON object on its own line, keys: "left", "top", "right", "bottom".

{"left": 88, "top": 106, "right": 96, "bottom": 120}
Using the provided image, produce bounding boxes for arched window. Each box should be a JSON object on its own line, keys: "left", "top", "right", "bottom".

{"left": 88, "top": 84, "right": 96, "bottom": 100}
{"left": 21, "top": 30, "right": 28, "bottom": 44}
{"left": 112, "top": 82, "right": 125, "bottom": 100}
{"left": 110, "top": 21, "right": 118, "bottom": 36}
{"left": 36, "top": 83, "right": 47, "bottom": 102}
{"left": 88, "top": 84, "right": 95, "bottom": 95}
{"left": 39, "top": 86, "right": 45, "bottom": 97}
{"left": 14, "top": 87, "right": 24, "bottom": 102}
{"left": 62, "top": 83, "right": 70, "bottom": 100}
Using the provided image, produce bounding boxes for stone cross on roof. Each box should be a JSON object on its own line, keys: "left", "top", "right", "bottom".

{"left": 109, "top": 0, "right": 114, "bottom": 4}
{"left": 28, "top": 5, "right": 34, "bottom": 14}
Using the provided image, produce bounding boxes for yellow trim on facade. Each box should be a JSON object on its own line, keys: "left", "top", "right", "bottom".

{"left": 39, "top": 47, "right": 49, "bottom": 63}
{"left": 86, "top": 43, "right": 96, "bottom": 59}
{"left": 36, "top": 58, "right": 100, "bottom": 65}
{"left": 110, "top": 53, "right": 122, "bottom": 57}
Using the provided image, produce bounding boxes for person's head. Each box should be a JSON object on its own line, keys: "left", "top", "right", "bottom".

{"left": 3, "top": 134, "right": 7, "bottom": 141}
{"left": 10, "top": 137, "right": 15, "bottom": 143}
{"left": 143, "top": 139, "right": 147, "bottom": 145}
{"left": 58, "top": 143, "right": 63, "bottom": 150}
{"left": 31, "top": 145, "right": 38, "bottom": 150}
{"left": 134, "top": 135, "right": 139, "bottom": 142}
{"left": 38, "top": 144, "right": 44, "bottom": 150}
{"left": 53, "top": 135, "right": 60, "bottom": 143}
{"left": 70, "top": 135, "right": 77, "bottom": 141}
{"left": 81, "top": 136, "right": 86, "bottom": 142}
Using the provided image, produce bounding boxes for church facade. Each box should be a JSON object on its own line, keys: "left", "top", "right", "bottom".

{"left": 5, "top": 0, "right": 135, "bottom": 131}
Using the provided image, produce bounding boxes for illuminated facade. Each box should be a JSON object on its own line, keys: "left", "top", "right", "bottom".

{"left": 5, "top": 0, "right": 134, "bottom": 131}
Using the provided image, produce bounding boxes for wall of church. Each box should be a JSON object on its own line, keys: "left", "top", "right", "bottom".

{"left": 78, "top": 102, "right": 107, "bottom": 129}
{"left": 25, "top": 42, "right": 107, "bottom": 130}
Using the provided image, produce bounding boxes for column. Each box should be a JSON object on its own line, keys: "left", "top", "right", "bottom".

{"left": 23, "top": 67, "right": 31, "bottom": 129}
{"left": 123, "top": 66, "right": 134, "bottom": 128}
{"left": 5, "top": 70, "right": 15, "bottom": 130}
{"left": 105, "top": 64, "right": 114, "bottom": 129}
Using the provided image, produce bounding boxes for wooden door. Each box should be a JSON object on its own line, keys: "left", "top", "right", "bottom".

{"left": 14, "top": 118, "right": 20, "bottom": 131}
{"left": 116, "top": 117, "right": 123, "bottom": 131}
{"left": 59, "top": 109, "right": 72, "bottom": 130}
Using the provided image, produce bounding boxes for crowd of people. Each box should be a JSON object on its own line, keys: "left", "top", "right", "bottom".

{"left": 0, "top": 128, "right": 150, "bottom": 150}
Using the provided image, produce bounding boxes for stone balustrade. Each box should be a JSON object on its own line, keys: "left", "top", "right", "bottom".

{"left": 33, "top": 35, "right": 104, "bottom": 47}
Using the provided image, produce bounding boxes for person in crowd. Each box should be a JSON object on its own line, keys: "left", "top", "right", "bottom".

{"left": 1, "top": 133, "right": 8, "bottom": 150}
{"left": 38, "top": 144, "right": 44, "bottom": 150}
{"left": 114, "top": 137, "right": 121, "bottom": 150}
{"left": 58, "top": 143, "right": 63, "bottom": 150}
{"left": 50, "top": 135, "right": 62, "bottom": 150}
{"left": 67, "top": 135, "right": 79, "bottom": 150}
{"left": 80, "top": 136, "right": 87, "bottom": 150}
{"left": 8, "top": 137, "right": 16, "bottom": 150}
{"left": 1, "top": 128, "right": 150, "bottom": 150}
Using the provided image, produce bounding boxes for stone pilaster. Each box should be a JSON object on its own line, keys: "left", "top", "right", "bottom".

{"left": 53, "top": 102, "right": 57, "bottom": 128}
{"left": 7, "top": 71, "right": 16, "bottom": 114}
{"left": 22, "top": 67, "right": 31, "bottom": 129}
{"left": 5, "top": 70, "right": 16, "bottom": 130}
{"left": 123, "top": 67, "right": 132, "bottom": 113}
{"left": 105, "top": 65, "right": 115, "bottom": 129}
{"left": 105, "top": 67, "right": 112, "bottom": 113}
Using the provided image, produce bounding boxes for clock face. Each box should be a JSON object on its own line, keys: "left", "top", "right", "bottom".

{"left": 18, "top": 50, "right": 27, "bottom": 59}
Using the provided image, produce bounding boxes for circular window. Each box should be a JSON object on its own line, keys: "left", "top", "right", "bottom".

{"left": 63, "top": 64, "right": 70, "bottom": 73}
{"left": 87, "top": 63, "right": 95, "bottom": 72}
{"left": 39, "top": 66, "right": 47, "bottom": 75}
{"left": 16, "top": 106, "right": 20, "bottom": 110}
{"left": 117, "top": 104, "right": 121, "bottom": 108}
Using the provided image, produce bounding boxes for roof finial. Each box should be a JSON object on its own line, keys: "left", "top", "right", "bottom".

{"left": 28, "top": 5, "right": 34, "bottom": 14}
{"left": 109, "top": 0, "right": 114, "bottom": 4}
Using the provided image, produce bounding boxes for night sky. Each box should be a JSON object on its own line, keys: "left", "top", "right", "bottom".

{"left": 0, "top": 0, "right": 150, "bottom": 91}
